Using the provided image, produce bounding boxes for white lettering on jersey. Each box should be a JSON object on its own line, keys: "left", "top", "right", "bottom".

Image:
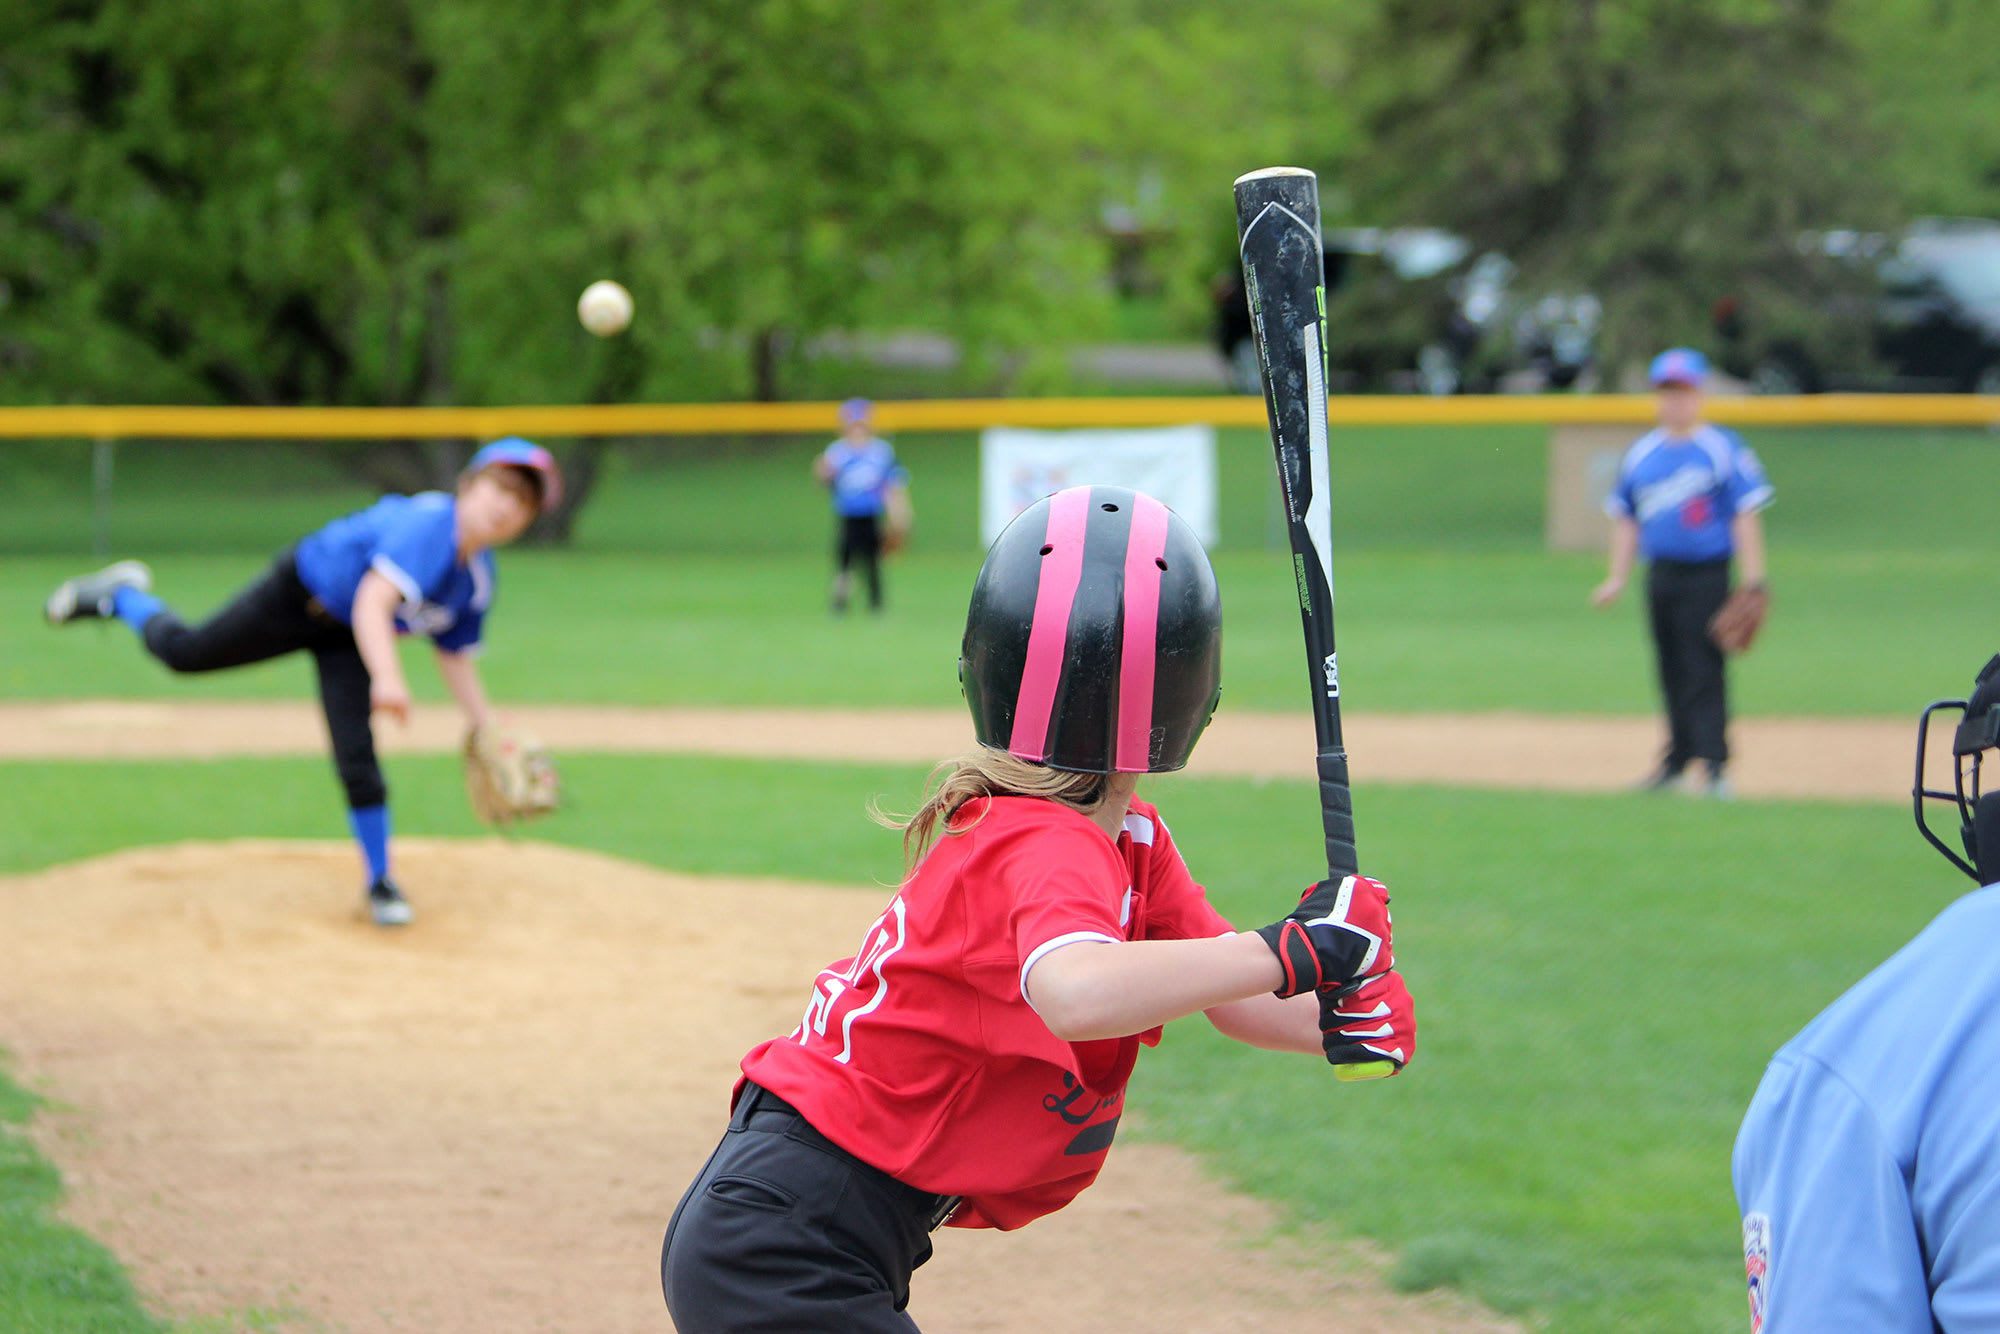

{"left": 1632, "top": 462, "right": 1716, "bottom": 523}
{"left": 397, "top": 598, "right": 459, "bottom": 636}
{"left": 792, "top": 895, "right": 908, "bottom": 1065}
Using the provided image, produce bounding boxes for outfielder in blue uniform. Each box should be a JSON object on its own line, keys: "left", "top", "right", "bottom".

{"left": 1591, "top": 348, "right": 1773, "bottom": 796}
{"left": 1733, "top": 654, "right": 2000, "bottom": 1332}
{"left": 44, "top": 439, "right": 562, "bottom": 927}
{"left": 814, "top": 398, "right": 910, "bottom": 614}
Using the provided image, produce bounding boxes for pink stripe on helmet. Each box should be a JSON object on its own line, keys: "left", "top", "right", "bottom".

{"left": 1008, "top": 487, "right": 1093, "bottom": 761}
{"left": 1114, "top": 493, "right": 1172, "bottom": 770}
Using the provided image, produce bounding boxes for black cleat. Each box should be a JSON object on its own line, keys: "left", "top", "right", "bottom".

{"left": 366, "top": 877, "right": 413, "bottom": 928}
{"left": 45, "top": 560, "right": 153, "bottom": 625}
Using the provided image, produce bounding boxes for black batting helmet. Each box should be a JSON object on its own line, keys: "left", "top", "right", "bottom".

{"left": 960, "top": 485, "right": 1221, "bottom": 774}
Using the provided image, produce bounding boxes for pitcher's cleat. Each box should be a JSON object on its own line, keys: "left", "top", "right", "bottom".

{"left": 1634, "top": 765, "right": 1690, "bottom": 795}
{"left": 45, "top": 560, "right": 153, "bottom": 625}
{"left": 366, "top": 877, "right": 413, "bottom": 928}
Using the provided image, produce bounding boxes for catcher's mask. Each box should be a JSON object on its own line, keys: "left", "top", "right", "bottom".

{"left": 1914, "top": 653, "right": 2000, "bottom": 883}
{"left": 959, "top": 485, "right": 1221, "bottom": 775}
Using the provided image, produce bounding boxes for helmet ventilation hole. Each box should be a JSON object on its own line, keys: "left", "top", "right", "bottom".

{"left": 1156, "top": 557, "right": 1169, "bottom": 570}
{"left": 1101, "top": 503, "right": 1120, "bottom": 512}
{"left": 1039, "top": 544, "right": 1054, "bottom": 556}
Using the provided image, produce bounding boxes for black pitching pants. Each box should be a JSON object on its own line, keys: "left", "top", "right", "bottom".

{"left": 138, "top": 550, "right": 387, "bottom": 809}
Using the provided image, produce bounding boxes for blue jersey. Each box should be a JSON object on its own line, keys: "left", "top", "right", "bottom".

{"left": 1733, "top": 884, "right": 2000, "bottom": 1332}
{"left": 293, "top": 492, "right": 493, "bottom": 653}
{"left": 820, "top": 436, "right": 908, "bottom": 518}
{"left": 1606, "top": 424, "right": 1772, "bottom": 563}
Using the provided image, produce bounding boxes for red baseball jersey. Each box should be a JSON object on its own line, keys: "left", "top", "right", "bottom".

{"left": 738, "top": 793, "right": 1236, "bottom": 1230}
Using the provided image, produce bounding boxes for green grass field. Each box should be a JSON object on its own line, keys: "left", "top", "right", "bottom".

{"left": 5, "top": 422, "right": 1994, "bottom": 714}
{"left": 0, "top": 753, "right": 1959, "bottom": 1332}
{"left": 0, "top": 418, "right": 1988, "bottom": 1330}
{"left": 4, "top": 543, "right": 1989, "bottom": 716}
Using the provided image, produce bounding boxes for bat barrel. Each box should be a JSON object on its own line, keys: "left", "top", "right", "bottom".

{"left": 1236, "top": 165, "right": 1357, "bottom": 882}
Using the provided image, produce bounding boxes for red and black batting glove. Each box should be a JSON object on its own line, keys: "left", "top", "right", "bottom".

{"left": 1320, "top": 968, "right": 1415, "bottom": 1079}
{"left": 1253, "top": 874, "right": 1393, "bottom": 999}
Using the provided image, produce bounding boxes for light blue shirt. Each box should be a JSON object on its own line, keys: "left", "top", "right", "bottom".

{"left": 820, "top": 436, "right": 908, "bottom": 518}
{"left": 293, "top": 493, "right": 493, "bottom": 653}
{"left": 1732, "top": 883, "right": 2000, "bottom": 1332}
{"left": 1606, "top": 424, "right": 1772, "bottom": 563}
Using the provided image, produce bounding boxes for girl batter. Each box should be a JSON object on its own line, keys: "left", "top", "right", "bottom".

{"left": 662, "top": 484, "right": 1416, "bottom": 1331}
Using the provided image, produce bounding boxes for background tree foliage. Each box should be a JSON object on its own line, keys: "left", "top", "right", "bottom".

{"left": 0, "top": 0, "right": 1346, "bottom": 406}
{"left": 1335, "top": 0, "right": 1893, "bottom": 380}
{"left": 0, "top": 0, "right": 1349, "bottom": 523}
{"left": 1, "top": 1, "right": 1994, "bottom": 435}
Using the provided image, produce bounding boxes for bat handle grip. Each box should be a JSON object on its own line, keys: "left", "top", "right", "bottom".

{"left": 1317, "top": 750, "right": 1358, "bottom": 880}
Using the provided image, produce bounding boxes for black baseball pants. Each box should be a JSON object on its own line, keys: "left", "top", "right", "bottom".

{"left": 1645, "top": 557, "right": 1733, "bottom": 772}
{"left": 662, "top": 1082, "right": 958, "bottom": 1333}
{"left": 137, "top": 550, "right": 388, "bottom": 809}
{"left": 835, "top": 513, "right": 884, "bottom": 610}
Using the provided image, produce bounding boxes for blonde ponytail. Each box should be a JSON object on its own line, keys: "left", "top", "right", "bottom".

{"left": 872, "top": 750, "right": 1112, "bottom": 873}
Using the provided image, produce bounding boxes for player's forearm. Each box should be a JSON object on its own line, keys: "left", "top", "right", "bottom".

{"left": 1025, "top": 932, "right": 1284, "bottom": 1042}
{"left": 1205, "top": 990, "right": 1325, "bottom": 1054}
{"left": 1732, "top": 510, "right": 1767, "bottom": 585}
{"left": 434, "top": 650, "right": 490, "bottom": 729}
{"left": 350, "top": 577, "right": 407, "bottom": 690}
{"left": 1605, "top": 517, "right": 1639, "bottom": 579}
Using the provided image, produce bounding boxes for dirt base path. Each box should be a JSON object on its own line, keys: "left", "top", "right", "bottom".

{"left": 0, "top": 840, "right": 1515, "bottom": 1334}
{"left": 2, "top": 699, "right": 1920, "bottom": 801}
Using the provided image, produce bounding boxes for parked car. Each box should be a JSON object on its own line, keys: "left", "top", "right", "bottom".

{"left": 1214, "top": 227, "right": 1600, "bottom": 394}
{"left": 1715, "top": 218, "right": 2000, "bottom": 393}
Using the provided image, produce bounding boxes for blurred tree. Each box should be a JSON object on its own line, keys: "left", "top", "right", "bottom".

{"left": 1337, "top": 0, "right": 1894, "bottom": 383}
{"left": 0, "top": 0, "right": 1350, "bottom": 535}
{"left": 1844, "top": 0, "right": 2000, "bottom": 220}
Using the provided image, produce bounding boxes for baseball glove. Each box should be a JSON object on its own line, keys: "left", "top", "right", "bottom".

{"left": 881, "top": 487, "right": 913, "bottom": 556}
{"left": 463, "top": 724, "right": 560, "bottom": 827}
{"left": 1708, "top": 582, "right": 1771, "bottom": 655}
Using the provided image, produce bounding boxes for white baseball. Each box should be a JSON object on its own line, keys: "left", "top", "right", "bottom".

{"left": 577, "top": 279, "right": 634, "bottom": 337}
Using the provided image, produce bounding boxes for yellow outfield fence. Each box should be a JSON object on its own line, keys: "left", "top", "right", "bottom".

{"left": 2, "top": 392, "right": 1999, "bottom": 439}
{"left": 7, "top": 394, "right": 1996, "bottom": 556}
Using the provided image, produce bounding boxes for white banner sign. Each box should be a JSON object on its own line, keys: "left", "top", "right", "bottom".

{"left": 978, "top": 425, "right": 1219, "bottom": 547}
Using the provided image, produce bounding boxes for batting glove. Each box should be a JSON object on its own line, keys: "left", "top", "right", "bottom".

{"left": 1321, "top": 967, "right": 1415, "bottom": 1078}
{"left": 1254, "top": 874, "right": 1393, "bottom": 999}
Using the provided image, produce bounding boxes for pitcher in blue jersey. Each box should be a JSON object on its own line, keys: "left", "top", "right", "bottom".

{"left": 43, "top": 438, "right": 562, "bottom": 927}
{"left": 1590, "top": 348, "right": 1772, "bottom": 797}
{"left": 813, "top": 398, "right": 911, "bottom": 614}
{"left": 1732, "top": 654, "right": 2000, "bottom": 1332}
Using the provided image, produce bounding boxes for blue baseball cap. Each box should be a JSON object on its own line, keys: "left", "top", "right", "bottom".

{"left": 468, "top": 437, "right": 563, "bottom": 509}
{"left": 1648, "top": 347, "right": 1709, "bottom": 388}
{"left": 838, "top": 398, "right": 873, "bottom": 427}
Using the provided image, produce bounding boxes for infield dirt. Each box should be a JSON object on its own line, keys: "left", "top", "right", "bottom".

{"left": 1, "top": 699, "right": 1917, "bottom": 801}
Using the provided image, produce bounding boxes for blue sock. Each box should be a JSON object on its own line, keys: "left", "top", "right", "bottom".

{"left": 347, "top": 805, "right": 392, "bottom": 887}
{"left": 112, "top": 585, "right": 165, "bottom": 631}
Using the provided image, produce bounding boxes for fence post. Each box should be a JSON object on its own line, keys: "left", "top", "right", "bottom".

{"left": 92, "top": 436, "right": 116, "bottom": 557}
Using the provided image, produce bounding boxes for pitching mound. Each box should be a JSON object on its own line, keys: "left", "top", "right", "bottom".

{"left": 0, "top": 839, "right": 1514, "bottom": 1334}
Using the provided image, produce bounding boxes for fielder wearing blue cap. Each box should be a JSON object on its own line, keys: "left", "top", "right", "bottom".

{"left": 1591, "top": 346, "right": 1772, "bottom": 796}
{"left": 1647, "top": 346, "right": 1709, "bottom": 388}
{"left": 44, "top": 439, "right": 563, "bottom": 926}
{"left": 814, "top": 398, "right": 911, "bottom": 614}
